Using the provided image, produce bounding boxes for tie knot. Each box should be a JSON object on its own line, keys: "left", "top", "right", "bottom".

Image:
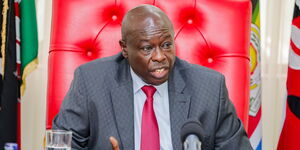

{"left": 142, "top": 85, "right": 156, "bottom": 98}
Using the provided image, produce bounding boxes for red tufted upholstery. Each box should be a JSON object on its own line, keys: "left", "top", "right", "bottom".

{"left": 47, "top": 0, "right": 251, "bottom": 130}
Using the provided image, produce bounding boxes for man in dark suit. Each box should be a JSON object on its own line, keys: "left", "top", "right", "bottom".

{"left": 53, "top": 4, "right": 253, "bottom": 150}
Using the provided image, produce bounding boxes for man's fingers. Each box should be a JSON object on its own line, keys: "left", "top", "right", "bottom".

{"left": 110, "top": 136, "right": 120, "bottom": 150}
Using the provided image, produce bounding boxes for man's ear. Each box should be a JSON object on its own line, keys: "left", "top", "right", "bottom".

{"left": 119, "top": 40, "right": 128, "bottom": 58}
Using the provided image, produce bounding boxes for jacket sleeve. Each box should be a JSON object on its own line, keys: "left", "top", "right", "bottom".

{"left": 52, "top": 67, "right": 90, "bottom": 150}
{"left": 214, "top": 75, "right": 253, "bottom": 150}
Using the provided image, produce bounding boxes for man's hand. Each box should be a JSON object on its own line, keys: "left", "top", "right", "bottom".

{"left": 109, "top": 136, "right": 120, "bottom": 150}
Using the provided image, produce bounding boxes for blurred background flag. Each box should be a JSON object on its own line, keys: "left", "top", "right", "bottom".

{"left": 0, "top": 0, "right": 19, "bottom": 148}
{"left": 0, "top": 0, "right": 38, "bottom": 149}
{"left": 277, "top": 0, "right": 300, "bottom": 149}
{"left": 248, "top": 0, "right": 262, "bottom": 150}
{"left": 20, "top": 0, "right": 38, "bottom": 96}
{"left": 17, "top": 0, "right": 39, "bottom": 149}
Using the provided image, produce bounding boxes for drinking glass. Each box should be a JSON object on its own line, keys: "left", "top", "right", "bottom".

{"left": 45, "top": 130, "right": 72, "bottom": 150}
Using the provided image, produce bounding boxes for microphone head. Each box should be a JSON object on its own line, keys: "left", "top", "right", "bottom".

{"left": 180, "top": 118, "right": 205, "bottom": 142}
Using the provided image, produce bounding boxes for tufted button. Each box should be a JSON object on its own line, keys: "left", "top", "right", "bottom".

{"left": 207, "top": 58, "right": 213, "bottom": 63}
{"left": 86, "top": 50, "right": 93, "bottom": 57}
{"left": 112, "top": 15, "right": 117, "bottom": 21}
{"left": 187, "top": 19, "right": 193, "bottom": 24}
{"left": 101, "top": 5, "right": 125, "bottom": 23}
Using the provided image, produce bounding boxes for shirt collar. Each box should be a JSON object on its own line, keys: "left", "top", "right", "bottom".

{"left": 130, "top": 67, "right": 167, "bottom": 96}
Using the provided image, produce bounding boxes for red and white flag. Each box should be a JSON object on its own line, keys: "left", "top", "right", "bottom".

{"left": 277, "top": 0, "right": 300, "bottom": 149}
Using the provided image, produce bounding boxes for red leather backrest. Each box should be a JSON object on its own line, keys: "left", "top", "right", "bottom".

{"left": 47, "top": 0, "right": 251, "bottom": 129}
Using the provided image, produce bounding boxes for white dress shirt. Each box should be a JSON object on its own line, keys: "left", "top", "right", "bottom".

{"left": 130, "top": 68, "right": 173, "bottom": 150}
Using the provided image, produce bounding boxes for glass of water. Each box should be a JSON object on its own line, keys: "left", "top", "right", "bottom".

{"left": 45, "top": 130, "right": 72, "bottom": 150}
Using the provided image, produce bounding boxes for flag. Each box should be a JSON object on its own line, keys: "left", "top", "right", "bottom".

{"left": 248, "top": 0, "right": 262, "bottom": 149}
{"left": 277, "top": 0, "right": 300, "bottom": 149}
{"left": 15, "top": 0, "right": 21, "bottom": 148}
{"left": 0, "top": 0, "right": 38, "bottom": 148}
{"left": 0, "top": 0, "right": 19, "bottom": 148}
{"left": 16, "top": 0, "right": 38, "bottom": 149}
{"left": 20, "top": 0, "right": 38, "bottom": 96}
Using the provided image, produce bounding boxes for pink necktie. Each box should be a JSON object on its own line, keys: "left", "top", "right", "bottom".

{"left": 141, "top": 85, "right": 160, "bottom": 150}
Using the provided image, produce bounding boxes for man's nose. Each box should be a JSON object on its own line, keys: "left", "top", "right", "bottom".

{"left": 152, "top": 47, "right": 166, "bottom": 62}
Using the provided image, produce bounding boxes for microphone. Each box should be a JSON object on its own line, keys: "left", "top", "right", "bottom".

{"left": 180, "top": 119, "right": 205, "bottom": 150}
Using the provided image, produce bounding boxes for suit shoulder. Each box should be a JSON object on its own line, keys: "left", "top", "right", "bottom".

{"left": 190, "top": 64, "right": 223, "bottom": 80}
{"left": 175, "top": 58, "right": 224, "bottom": 81}
{"left": 77, "top": 53, "right": 123, "bottom": 73}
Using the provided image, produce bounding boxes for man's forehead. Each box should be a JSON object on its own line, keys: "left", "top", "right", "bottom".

{"left": 128, "top": 18, "right": 173, "bottom": 35}
{"left": 138, "top": 25, "right": 170, "bottom": 34}
{"left": 122, "top": 5, "right": 174, "bottom": 40}
{"left": 129, "top": 13, "right": 170, "bottom": 29}
{"left": 128, "top": 27, "right": 172, "bottom": 40}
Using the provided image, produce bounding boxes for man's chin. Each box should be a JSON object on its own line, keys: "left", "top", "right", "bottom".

{"left": 148, "top": 76, "right": 169, "bottom": 85}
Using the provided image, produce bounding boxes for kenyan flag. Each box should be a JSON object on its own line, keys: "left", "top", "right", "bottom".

{"left": 20, "top": 0, "right": 38, "bottom": 95}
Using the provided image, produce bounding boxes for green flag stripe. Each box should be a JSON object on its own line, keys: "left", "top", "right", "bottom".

{"left": 20, "top": 0, "right": 38, "bottom": 71}
{"left": 20, "top": 0, "right": 38, "bottom": 95}
{"left": 252, "top": 2, "right": 259, "bottom": 23}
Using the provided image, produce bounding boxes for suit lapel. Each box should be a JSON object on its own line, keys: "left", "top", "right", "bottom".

{"left": 168, "top": 60, "right": 191, "bottom": 149}
{"left": 111, "top": 58, "right": 134, "bottom": 149}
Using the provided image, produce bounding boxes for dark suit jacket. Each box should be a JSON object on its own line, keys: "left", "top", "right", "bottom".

{"left": 53, "top": 53, "right": 253, "bottom": 150}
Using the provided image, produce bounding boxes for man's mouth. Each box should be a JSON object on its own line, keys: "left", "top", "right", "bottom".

{"left": 150, "top": 67, "right": 169, "bottom": 79}
{"left": 155, "top": 68, "right": 165, "bottom": 73}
